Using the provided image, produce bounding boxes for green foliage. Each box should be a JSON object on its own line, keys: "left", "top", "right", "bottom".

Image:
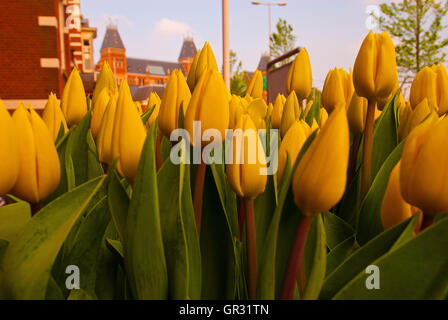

{"left": 229, "top": 50, "right": 247, "bottom": 97}
{"left": 270, "top": 18, "right": 297, "bottom": 65}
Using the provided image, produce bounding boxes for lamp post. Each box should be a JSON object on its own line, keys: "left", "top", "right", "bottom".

{"left": 251, "top": 1, "right": 287, "bottom": 58}
{"left": 223, "top": 0, "right": 230, "bottom": 89}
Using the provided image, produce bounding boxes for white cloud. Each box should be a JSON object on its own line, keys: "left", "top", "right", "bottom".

{"left": 153, "top": 18, "right": 195, "bottom": 37}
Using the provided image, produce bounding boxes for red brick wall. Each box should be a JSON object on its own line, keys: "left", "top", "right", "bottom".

{"left": 0, "top": 0, "right": 61, "bottom": 100}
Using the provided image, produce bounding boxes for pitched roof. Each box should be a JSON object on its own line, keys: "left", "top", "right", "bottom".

{"left": 257, "top": 53, "right": 270, "bottom": 71}
{"left": 127, "top": 57, "right": 184, "bottom": 76}
{"left": 80, "top": 73, "right": 95, "bottom": 93}
{"left": 178, "top": 37, "right": 197, "bottom": 60}
{"left": 132, "top": 85, "right": 165, "bottom": 102}
{"left": 101, "top": 25, "right": 125, "bottom": 50}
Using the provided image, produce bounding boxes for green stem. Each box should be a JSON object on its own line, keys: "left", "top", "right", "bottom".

{"left": 193, "top": 160, "right": 206, "bottom": 237}
{"left": 360, "top": 100, "right": 376, "bottom": 201}
{"left": 348, "top": 133, "right": 361, "bottom": 186}
{"left": 245, "top": 199, "right": 257, "bottom": 300}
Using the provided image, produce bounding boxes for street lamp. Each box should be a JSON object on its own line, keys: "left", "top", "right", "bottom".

{"left": 251, "top": 1, "right": 287, "bottom": 58}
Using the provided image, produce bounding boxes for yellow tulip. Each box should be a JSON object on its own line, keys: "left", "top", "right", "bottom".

{"left": 271, "top": 94, "right": 286, "bottom": 129}
{"left": 353, "top": 31, "right": 398, "bottom": 102}
{"left": 90, "top": 88, "right": 111, "bottom": 140}
{"left": 286, "top": 48, "right": 312, "bottom": 101}
{"left": 409, "top": 67, "right": 438, "bottom": 111}
{"left": 229, "top": 95, "right": 246, "bottom": 129}
{"left": 267, "top": 102, "right": 273, "bottom": 120}
{"left": 246, "top": 69, "right": 263, "bottom": 99}
{"left": 187, "top": 48, "right": 201, "bottom": 91}
{"left": 292, "top": 106, "right": 349, "bottom": 215}
{"left": 398, "top": 101, "right": 413, "bottom": 140}
{"left": 92, "top": 61, "right": 116, "bottom": 107}
{"left": 0, "top": 99, "right": 19, "bottom": 195}
{"left": 97, "top": 93, "right": 118, "bottom": 165}
{"left": 135, "top": 101, "right": 143, "bottom": 115}
{"left": 61, "top": 68, "right": 88, "bottom": 127}
{"left": 320, "top": 108, "right": 328, "bottom": 127}
{"left": 277, "top": 121, "right": 307, "bottom": 184}
{"left": 226, "top": 114, "right": 267, "bottom": 199}
{"left": 11, "top": 104, "right": 60, "bottom": 203}
{"left": 246, "top": 98, "right": 268, "bottom": 130}
{"left": 310, "top": 118, "right": 319, "bottom": 132}
{"left": 300, "top": 120, "right": 312, "bottom": 137}
{"left": 347, "top": 92, "right": 368, "bottom": 135}
{"left": 112, "top": 81, "right": 147, "bottom": 183}
{"left": 381, "top": 161, "right": 421, "bottom": 230}
{"left": 187, "top": 42, "right": 218, "bottom": 91}
{"left": 184, "top": 68, "right": 230, "bottom": 147}
{"left": 399, "top": 98, "right": 437, "bottom": 139}
{"left": 158, "top": 69, "right": 192, "bottom": 139}
{"left": 146, "top": 92, "right": 161, "bottom": 128}
{"left": 280, "top": 91, "right": 301, "bottom": 138}
{"left": 431, "top": 63, "right": 448, "bottom": 115}
{"left": 400, "top": 114, "right": 447, "bottom": 215}
{"left": 42, "top": 92, "right": 68, "bottom": 141}
{"left": 303, "top": 100, "right": 314, "bottom": 119}
{"left": 322, "top": 68, "right": 353, "bottom": 113}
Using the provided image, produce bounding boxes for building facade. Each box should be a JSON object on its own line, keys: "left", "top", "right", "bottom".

{"left": 0, "top": 0, "right": 96, "bottom": 110}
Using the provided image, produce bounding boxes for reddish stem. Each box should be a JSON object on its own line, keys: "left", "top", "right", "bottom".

{"left": 245, "top": 199, "right": 257, "bottom": 300}
{"left": 193, "top": 160, "right": 206, "bottom": 237}
{"left": 281, "top": 215, "right": 313, "bottom": 300}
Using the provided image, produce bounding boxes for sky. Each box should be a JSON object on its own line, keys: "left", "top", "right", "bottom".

{"left": 82, "top": 0, "right": 388, "bottom": 90}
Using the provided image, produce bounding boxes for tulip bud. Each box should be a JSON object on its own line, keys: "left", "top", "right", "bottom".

{"left": 277, "top": 121, "right": 308, "bottom": 184}
{"left": 112, "top": 82, "right": 147, "bottom": 183}
{"left": 11, "top": 104, "right": 60, "bottom": 203}
{"left": 320, "top": 108, "right": 328, "bottom": 127}
{"left": 246, "top": 98, "right": 268, "bottom": 130}
{"left": 187, "top": 42, "right": 218, "bottom": 91}
{"left": 381, "top": 161, "right": 421, "bottom": 230}
{"left": 292, "top": 106, "right": 349, "bottom": 215}
{"left": 271, "top": 94, "right": 286, "bottom": 129}
{"left": 158, "top": 69, "right": 192, "bottom": 139}
{"left": 226, "top": 114, "right": 267, "bottom": 199}
{"left": 400, "top": 114, "right": 446, "bottom": 215}
{"left": 187, "top": 49, "right": 201, "bottom": 91}
{"left": 97, "top": 93, "right": 118, "bottom": 165}
{"left": 398, "top": 101, "right": 413, "bottom": 141}
{"left": 280, "top": 91, "right": 301, "bottom": 138}
{"left": 303, "top": 100, "right": 314, "bottom": 119}
{"left": 286, "top": 48, "right": 312, "bottom": 100}
{"left": 90, "top": 88, "right": 111, "bottom": 140}
{"left": 300, "top": 119, "right": 312, "bottom": 137}
{"left": 61, "top": 68, "right": 88, "bottom": 127}
{"left": 229, "top": 95, "right": 246, "bottom": 129}
{"left": 246, "top": 69, "right": 263, "bottom": 99}
{"left": 135, "top": 101, "right": 143, "bottom": 115}
{"left": 0, "top": 99, "right": 19, "bottom": 195}
{"left": 322, "top": 68, "right": 353, "bottom": 113}
{"left": 146, "top": 92, "right": 161, "bottom": 128}
{"left": 185, "top": 68, "right": 230, "bottom": 147}
{"left": 92, "top": 61, "right": 116, "bottom": 107}
{"left": 353, "top": 31, "right": 398, "bottom": 102}
{"left": 431, "top": 63, "right": 448, "bottom": 115}
{"left": 267, "top": 102, "right": 273, "bottom": 119}
{"left": 399, "top": 98, "right": 437, "bottom": 139}
{"left": 410, "top": 67, "right": 438, "bottom": 111}
{"left": 347, "top": 92, "right": 368, "bottom": 135}
{"left": 42, "top": 92, "right": 68, "bottom": 141}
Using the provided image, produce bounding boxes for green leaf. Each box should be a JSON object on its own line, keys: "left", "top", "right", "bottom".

{"left": 302, "top": 215, "right": 327, "bottom": 300}
{"left": 357, "top": 140, "right": 404, "bottom": 244}
{"left": 322, "top": 211, "right": 355, "bottom": 250}
{"left": 105, "top": 238, "right": 124, "bottom": 259}
{"left": 86, "top": 130, "right": 104, "bottom": 179}
{"left": 141, "top": 104, "right": 156, "bottom": 125}
{"left": 335, "top": 168, "right": 361, "bottom": 228}
{"left": 0, "top": 239, "right": 8, "bottom": 264}
{"left": 45, "top": 275, "right": 65, "bottom": 300}
{"left": 326, "top": 236, "right": 359, "bottom": 276}
{"left": 0, "top": 201, "right": 31, "bottom": 242}
{"left": 304, "top": 98, "right": 321, "bottom": 126}
{"left": 320, "top": 216, "right": 417, "bottom": 300}
{"left": 125, "top": 121, "right": 168, "bottom": 299}
{"left": 108, "top": 169, "right": 129, "bottom": 244}
{"left": 67, "top": 288, "right": 96, "bottom": 300}
{"left": 0, "top": 176, "right": 106, "bottom": 299}
{"left": 333, "top": 217, "right": 448, "bottom": 299}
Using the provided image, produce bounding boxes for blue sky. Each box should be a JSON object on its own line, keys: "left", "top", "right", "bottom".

{"left": 83, "top": 0, "right": 385, "bottom": 89}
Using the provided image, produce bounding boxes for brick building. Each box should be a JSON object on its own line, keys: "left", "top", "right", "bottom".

{"left": 95, "top": 24, "right": 197, "bottom": 104}
{"left": 0, "top": 0, "right": 96, "bottom": 110}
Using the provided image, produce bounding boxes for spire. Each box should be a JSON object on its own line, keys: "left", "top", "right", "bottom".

{"left": 178, "top": 37, "right": 197, "bottom": 60}
{"left": 100, "top": 24, "right": 125, "bottom": 50}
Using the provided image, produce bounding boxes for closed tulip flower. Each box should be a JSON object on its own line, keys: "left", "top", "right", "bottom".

{"left": 226, "top": 114, "right": 267, "bottom": 199}
{"left": 112, "top": 82, "right": 147, "bottom": 183}
{"left": 0, "top": 99, "right": 19, "bottom": 195}
{"left": 267, "top": 102, "right": 273, "bottom": 120}
{"left": 303, "top": 100, "right": 314, "bottom": 119}
{"left": 246, "top": 98, "right": 268, "bottom": 130}
{"left": 158, "top": 69, "right": 192, "bottom": 139}
{"left": 97, "top": 93, "right": 118, "bottom": 165}
{"left": 322, "top": 68, "right": 353, "bottom": 113}
{"left": 61, "top": 68, "right": 88, "bottom": 127}
{"left": 431, "top": 63, "right": 448, "bottom": 115}
{"left": 320, "top": 108, "right": 328, "bottom": 127}
{"left": 300, "top": 119, "right": 312, "bottom": 137}
{"left": 187, "top": 42, "right": 219, "bottom": 91}
{"left": 292, "top": 106, "right": 349, "bottom": 216}
{"left": 246, "top": 69, "right": 263, "bottom": 99}
{"left": 410, "top": 67, "right": 438, "bottom": 111}
{"left": 277, "top": 121, "right": 308, "bottom": 184}
{"left": 381, "top": 161, "right": 421, "bottom": 230}
{"left": 399, "top": 98, "right": 438, "bottom": 139}
{"left": 11, "top": 104, "right": 60, "bottom": 203}
{"left": 42, "top": 92, "right": 68, "bottom": 141}
{"left": 271, "top": 94, "right": 286, "bottom": 129}
{"left": 184, "top": 68, "right": 230, "bottom": 147}
{"left": 280, "top": 91, "right": 301, "bottom": 138}
{"left": 400, "top": 115, "right": 448, "bottom": 215}
{"left": 398, "top": 101, "right": 413, "bottom": 140}
{"left": 347, "top": 92, "right": 368, "bottom": 135}
{"left": 146, "top": 92, "right": 161, "bottom": 128}
{"left": 353, "top": 31, "right": 398, "bottom": 102}
{"left": 229, "top": 95, "right": 246, "bottom": 129}
{"left": 92, "top": 61, "right": 116, "bottom": 107}
{"left": 187, "top": 49, "right": 201, "bottom": 91}
{"left": 286, "top": 48, "right": 312, "bottom": 101}
{"left": 90, "top": 88, "right": 111, "bottom": 139}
